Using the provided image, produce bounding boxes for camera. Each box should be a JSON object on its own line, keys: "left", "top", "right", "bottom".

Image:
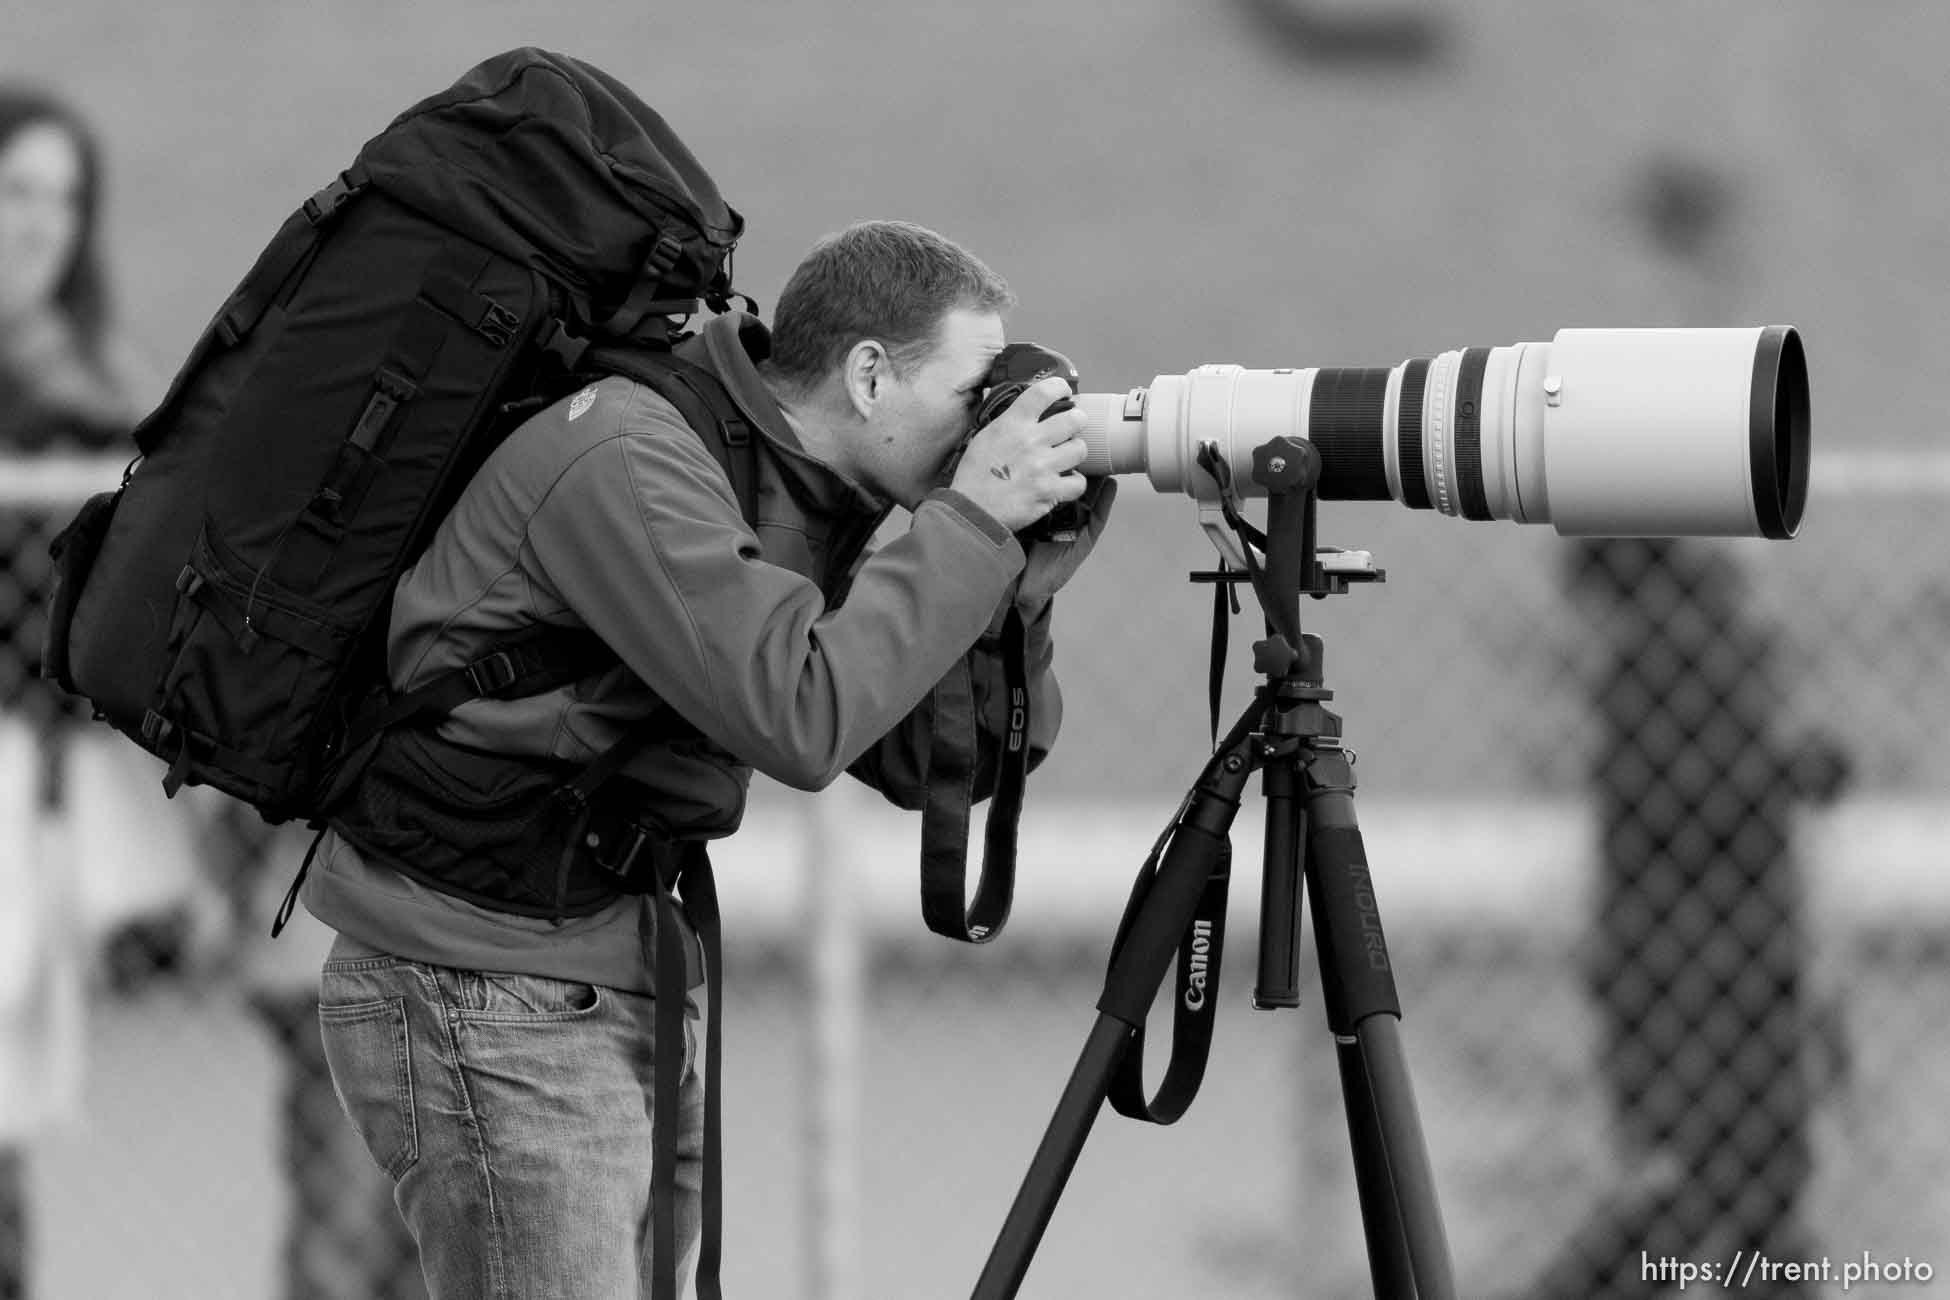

{"left": 1071, "top": 325, "right": 1809, "bottom": 540}
{"left": 970, "top": 342, "right": 1089, "bottom": 543}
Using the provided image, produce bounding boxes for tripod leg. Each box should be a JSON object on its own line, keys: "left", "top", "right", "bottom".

{"left": 1304, "top": 777, "right": 1458, "bottom": 1300}
{"left": 973, "top": 755, "right": 1250, "bottom": 1300}
{"left": 971, "top": 1016, "right": 1132, "bottom": 1300}
{"left": 1336, "top": 1019, "right": 1452, "bottom": 1298}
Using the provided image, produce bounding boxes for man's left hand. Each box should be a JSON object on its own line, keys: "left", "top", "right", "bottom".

{"left": 1015, "top": 476, "right": 1118, "bottom": 607}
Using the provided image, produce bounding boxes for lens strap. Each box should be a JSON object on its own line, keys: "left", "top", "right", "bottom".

{"left": 1102, "top": 809, "right": 1233, "bottom": 1124}
{"left": 1206, "top": 562, "right": 1242, "bottom": 751}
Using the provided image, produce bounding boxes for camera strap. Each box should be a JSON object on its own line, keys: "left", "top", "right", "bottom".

{"left": 917, "top": 605, "right": 1029, "bottom": 944}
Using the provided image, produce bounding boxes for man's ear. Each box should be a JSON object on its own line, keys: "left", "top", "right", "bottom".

{"left": 842, "top": 338, "right": 890, "bottom": 421}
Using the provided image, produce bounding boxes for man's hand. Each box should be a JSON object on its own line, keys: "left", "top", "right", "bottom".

{"left": 949, "top": 375, "right": 1089, "bottom": 533}
{"left": 1017, "top": 476, "right": 1117, "bottom": 606}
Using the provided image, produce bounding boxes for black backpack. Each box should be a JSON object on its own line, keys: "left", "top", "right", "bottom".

{"left": 40, "top": 49, "right": 755, "bottom": 1300}
{"left": 39, "top": 47, "right": 754, "bottom": 825}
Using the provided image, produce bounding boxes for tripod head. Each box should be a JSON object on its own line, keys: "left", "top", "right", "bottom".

{"left": 1190, "top": 435, "right": 1383, "bottom": 678}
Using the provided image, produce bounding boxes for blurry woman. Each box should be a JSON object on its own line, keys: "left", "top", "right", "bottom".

{"left": 0, "top": 86, "right": 142, "bottom": 461}
{"left": 0, "top": 84, "right": 149, "bottom": 1300}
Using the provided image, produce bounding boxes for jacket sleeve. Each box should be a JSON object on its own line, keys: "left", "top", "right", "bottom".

{"left": 521, "top": 393, "right": 1028, "bottom": 792}
{"left": 844, "top": 595, "right": 1062, "bottom": 809}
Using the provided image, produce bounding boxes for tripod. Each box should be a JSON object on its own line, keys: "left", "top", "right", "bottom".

{"left": 972, "top": 439, "right": 1457, "bottom": 1299}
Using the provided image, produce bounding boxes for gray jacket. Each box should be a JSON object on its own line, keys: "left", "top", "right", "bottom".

{"left": 302, "top": 312, "right": 1060, "bottom": 990}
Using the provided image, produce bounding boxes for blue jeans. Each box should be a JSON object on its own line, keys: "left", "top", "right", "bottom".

{"left": 317, "top": 936, "right": 703, "bottom": 1299}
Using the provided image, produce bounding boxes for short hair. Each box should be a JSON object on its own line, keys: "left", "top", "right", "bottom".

{"left": 767, "top": 220, "right": 1015, "bottom": 394}
{"left": 0, "top": 85, "right": 110, "bottom": 363}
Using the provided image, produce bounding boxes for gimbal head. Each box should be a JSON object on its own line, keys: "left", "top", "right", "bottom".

{"left": 1190, "top": 434, "right": 1383, "bottom": 674}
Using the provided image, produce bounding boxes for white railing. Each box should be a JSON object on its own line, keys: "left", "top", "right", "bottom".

{"left": 6, "top": 445, "right": 1946, "bottom": 1299}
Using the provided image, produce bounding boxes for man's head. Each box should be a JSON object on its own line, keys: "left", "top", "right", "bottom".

{"left": 764, "top": 220, "right": 1016, "bottom": 507}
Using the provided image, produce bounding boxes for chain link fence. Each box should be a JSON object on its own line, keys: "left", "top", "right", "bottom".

{"left": 3, "top": 454, "right": 1943, "bottom": 1298}
{"left": 5, "top": 3, "right": 1948, "bottom": 1292}
{"left": 850, "top": 474, "right": 1947, "bottom": 1298}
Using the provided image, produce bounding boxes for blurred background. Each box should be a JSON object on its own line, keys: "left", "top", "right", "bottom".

{"left": 2, "top": 1, "right": 1945, "bottom": 1297}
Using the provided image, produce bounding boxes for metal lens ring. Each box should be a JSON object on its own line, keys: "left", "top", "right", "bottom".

{"left": 1423, "top": 350, "right": 1459, "bottom": 517}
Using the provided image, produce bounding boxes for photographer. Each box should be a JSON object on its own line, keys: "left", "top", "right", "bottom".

{"left": 302, "top": 218, "right": 1113, "bottom": 1298}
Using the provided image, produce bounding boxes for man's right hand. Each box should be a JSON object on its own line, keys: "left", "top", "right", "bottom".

{"left": 947, "top": 375, "right": 1090, "bottom": 534}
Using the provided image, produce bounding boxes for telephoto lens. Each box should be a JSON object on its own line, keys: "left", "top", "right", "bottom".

{"left": 1072, "top": 326, "right": 1807, "bottom": 539}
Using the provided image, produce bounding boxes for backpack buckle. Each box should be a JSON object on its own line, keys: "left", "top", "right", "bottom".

{"left": 478, "top": 302, "right": 522, "bottom": 348}
{"left": 464, "top": 651, "right": 520, "bottom": 697}
{"left": 582, "top": 815, "right": 685, "bottom": 887}
{"left": 587, "top": 823, "right": 650, "bottom": 878}
{"left": 537, "top": 318, "right": 588, "bottom": 370}
{"left": 303, "top": 173, "right": 360, "bottom": 227}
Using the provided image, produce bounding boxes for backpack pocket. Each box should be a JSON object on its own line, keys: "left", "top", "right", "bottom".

{"left": 147, "top": 524, "right": 362, "bottom": 813}
{"left": 40, "top": 488, "right": 123, "bottom": 696}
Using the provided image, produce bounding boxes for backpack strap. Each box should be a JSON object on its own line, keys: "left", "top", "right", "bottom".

{"left": 581, "top": 345, "right": 759, "bottom": 525}
{"left": 331, "top": 623, "right": 617, "bottom": 777}
{"left": 646, "top": 844, "right": 725, "bottom": 1300}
